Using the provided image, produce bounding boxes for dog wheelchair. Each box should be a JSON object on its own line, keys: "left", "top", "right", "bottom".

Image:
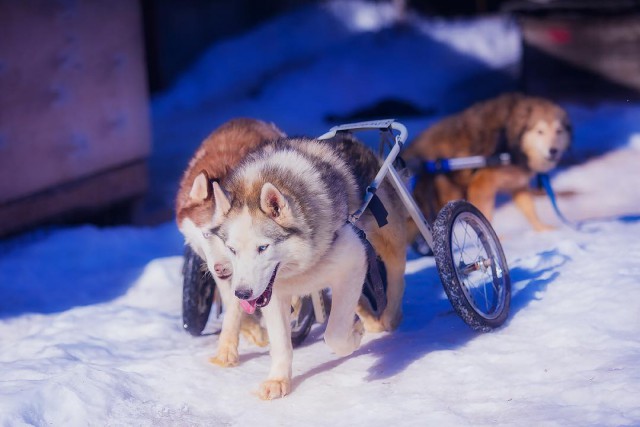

{"left": 181, "top": 119, "right": 511, "bottom": 345}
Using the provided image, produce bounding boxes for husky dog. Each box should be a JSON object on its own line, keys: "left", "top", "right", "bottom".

{"left": 176, "top": 118, "right": 285, "bottom": 361}
{"left": 208, "top": 134, "right": 407, "bottom": 399}
{"left": 403, "top": 93, "right": 571, "bottom": 234}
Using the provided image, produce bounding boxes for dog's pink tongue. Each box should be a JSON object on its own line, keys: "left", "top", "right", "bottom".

{"left": 240, "top": 299, "right": 257, "bottom": 315}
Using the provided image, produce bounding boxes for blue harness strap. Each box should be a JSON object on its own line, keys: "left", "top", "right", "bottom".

{"left": 420, "top": 153, "right": 511, "bottom": 175}
{"left": 408, "top": 153, "right": 577, "bottom": 229}
{"left": 537, "top": 173, "right": 578, "bottom": 229}
{"left": 424, "top": 158, "right": 452, "bottom": 174}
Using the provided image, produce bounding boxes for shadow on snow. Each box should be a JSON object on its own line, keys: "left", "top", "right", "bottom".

{"left": 296, "top": 246, "right": 571, "bottom": 386}
{"left": 0, "top": 224, "right": 183, "bottom": 318}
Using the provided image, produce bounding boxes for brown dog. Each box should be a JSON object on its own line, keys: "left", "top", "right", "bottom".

{"left": 176, "top": 118, "right": 285, "bottom": 363}
{"left": 403, "top": 93, "right": 571, "bottom": 237}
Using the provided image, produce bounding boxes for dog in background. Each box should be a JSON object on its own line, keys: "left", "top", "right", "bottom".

{"left": 403, "top": 92, "right": 572, "bottom": 237}
{"left": 208, "top": 133, "right": 408, "bottom": 399}
{"left": 176, "top": 118, "right": 285, "bottom": 364}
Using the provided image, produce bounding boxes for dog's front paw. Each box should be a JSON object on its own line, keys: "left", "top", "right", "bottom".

{"left": 326, "top": 319, "right": 364, "bottom": 356}
{"left": 258, "top": 379, "right": 290, "bottom": 400}
{"left": 209, "top": 344, "right": 239, "bottom": 367}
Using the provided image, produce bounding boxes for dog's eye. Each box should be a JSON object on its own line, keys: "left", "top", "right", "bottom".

{"left": 202, "top": 231, "right": 212, "bottom": 239}
{"left": 257, "top": 244, "right": 269, "bottom": 254}
{"left": 537, "top": 129, "right": 544, "bottom": 135}
{"left": 227, "top": 246, "right": 236, "bottom": 255}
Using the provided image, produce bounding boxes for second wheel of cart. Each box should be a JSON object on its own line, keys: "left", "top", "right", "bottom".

{"left": 432, "top": 200, "right": 511, "bottom": 331}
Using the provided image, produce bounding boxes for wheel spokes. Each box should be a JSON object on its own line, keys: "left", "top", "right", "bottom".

{"left": 452, "top": 214, "right": 504, "bottom": 318}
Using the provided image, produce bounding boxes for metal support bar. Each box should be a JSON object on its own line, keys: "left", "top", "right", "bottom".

{"left": 318, "top": 119, "right": 397, "bottom": 140}
{"left": 386, "top": 165, "right": 434, "bottom": 251}
{"left": 349, "top": 139, "right": 402, "bottom": 224}
{"left": 319, "top": 118, "right": 433, "bottom": 249}
{"left": 446, "top": 153, "right": 511, "bottom": 170}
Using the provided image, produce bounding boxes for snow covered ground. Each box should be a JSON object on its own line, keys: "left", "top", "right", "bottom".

{"left": 2, "top": 2, "right": 640, "bottom": 425}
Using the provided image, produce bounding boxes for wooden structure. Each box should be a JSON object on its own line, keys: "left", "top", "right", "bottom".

{"left": 507, "top": 0, "right": 640, "bottom": 102}
{"left": 0, "top": 0, "right": 151, "bottom": 236}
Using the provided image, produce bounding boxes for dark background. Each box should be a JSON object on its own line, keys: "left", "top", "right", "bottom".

{"left": 142, "top": 0, "right": 513, "bottom": 93}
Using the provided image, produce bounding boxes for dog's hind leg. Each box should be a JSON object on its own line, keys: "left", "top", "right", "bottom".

{"left": 240, "top": 314, "right": 269, "bottom": 348}
{"left": 378, "top": 246, "right": 406, "bottom": 332}
{"left": 258, "top": 293, "right": 293, "bottom": 400}
{"left": 325, "top": 227, "right": 367, "bottom": 356}
{"left": 434, "top": 175, "right": 464, "bottom": 213}
{"left": 358, "top": 219, "right": 407, "bottom": 333}
{"left": 467, "top": 170, "right": 498, "bottom": 221}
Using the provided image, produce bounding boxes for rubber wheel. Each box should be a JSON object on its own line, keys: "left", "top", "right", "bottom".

{"left": 432, "top": 200, "right": 511, "bottom": 331}
{"left": 290, "top": 295, "right": 316, "bottom": 347}
{"left": 182, "top": 245, "right": 216, "bottom": 336}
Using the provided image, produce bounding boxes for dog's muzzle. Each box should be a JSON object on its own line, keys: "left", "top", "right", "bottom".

{"left": 238, "top": 264, "right": 279, "bottom": 314}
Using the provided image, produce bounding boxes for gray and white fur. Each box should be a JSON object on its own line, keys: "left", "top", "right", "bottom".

{"left": 208, "top": 134, "right": 407, "bottom": 399}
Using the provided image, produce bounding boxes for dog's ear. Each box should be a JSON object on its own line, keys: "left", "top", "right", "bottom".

{"left": 260, "top": 183, "right": 291, "bottom": 223}
{"left": 212, "top": 181, "right": 231, "bottom": 219}
{"left": 268, "top": 121, "right": 287, "bottom": 137}
{"left": 189, "top": 171, "right": 211, "bottom": 202}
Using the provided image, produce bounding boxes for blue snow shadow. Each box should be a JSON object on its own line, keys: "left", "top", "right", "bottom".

{"left": 613, "top": 214, "right": 640, "bottom": 224}
{"left": 295, "top": 247, "right": 570, "bottom": 386}
{"left": 0, "top": 223, "right": 183, "bottom": 318}
{"left": 294, "top": 262, "right": 475, "bottom": 385}
{"left": 360, "top": 248, "right": 570, "bottom": 381}
{"left": 358, "top": 262, "right": 479, "bottom": 381}
{"left": 508, "top": 248, "right": 571, "bottom": 316}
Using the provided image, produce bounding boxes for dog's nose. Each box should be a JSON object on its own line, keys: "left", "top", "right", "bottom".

{"left": 235, "top": 288, "right": 253, "bottom": 300}
{"left": 549, "top": 148, "right": 559, "bottom": 158}
{"left": 214, "top": 263, "right": 231, "bottom": 278}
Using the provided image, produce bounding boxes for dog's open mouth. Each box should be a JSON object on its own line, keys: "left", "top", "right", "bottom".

{"left": 239, "top": 264, "right": 279, "bottom": 315}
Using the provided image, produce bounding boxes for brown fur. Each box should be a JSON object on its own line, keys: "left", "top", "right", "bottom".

{"left": 175, "top": 118, "right": 285, "bottom": 228}
{"left": 175, "top": 118, "right": 285, "bottom": 352}
{"left": 403, "top": 93, "right": 572, "bottom": 235}
{"left": 357, "top": 199, "right": 408, "bottom": 332}
{"left": 326, "top": 134, "right": 409, "bottom": 332}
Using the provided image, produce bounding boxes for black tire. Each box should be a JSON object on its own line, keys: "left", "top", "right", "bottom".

{"left": 432, "top": 200, "right": 511, "bottom": 331}
{"left": 182, "top": 245, "right": 216, "bottom": 336}
{"left": 290, "top": 295, "right": 316, "bottom": 347}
